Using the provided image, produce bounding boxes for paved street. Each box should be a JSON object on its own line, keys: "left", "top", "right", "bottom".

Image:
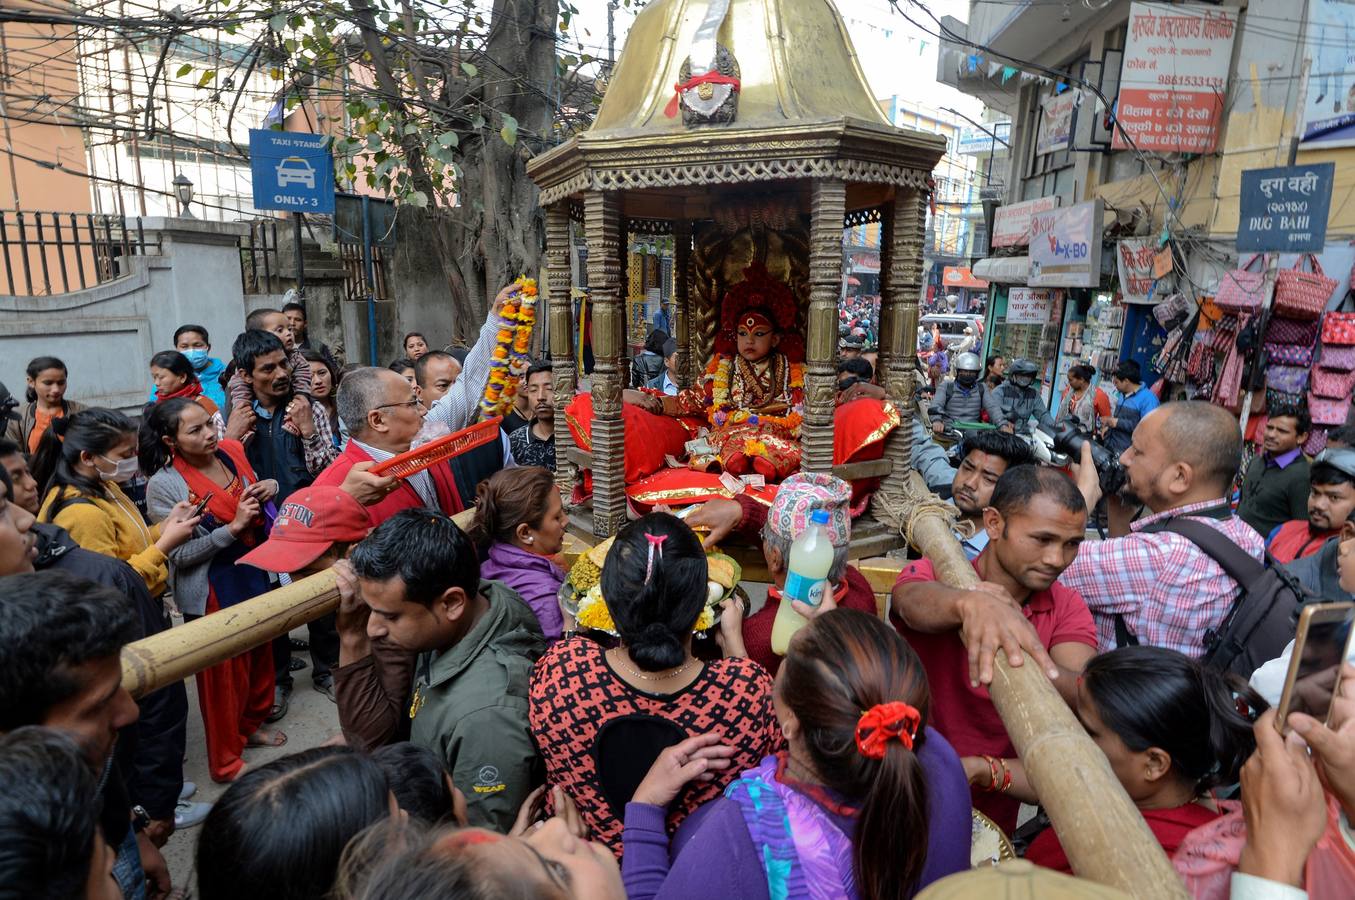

{"left": 161, "top": 628, "right": 342, "bottom": 889}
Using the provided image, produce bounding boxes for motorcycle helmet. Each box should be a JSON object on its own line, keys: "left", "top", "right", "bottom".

{"left": 1007, "top": 358, "right": 1039, "bottom": 388}
{"left": 954, "top": 352, "right": 982, "bottom": 387}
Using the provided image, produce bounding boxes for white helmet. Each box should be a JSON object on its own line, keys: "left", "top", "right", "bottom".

{"left": 955, "top": 352, "right": 982, "bottom": 372}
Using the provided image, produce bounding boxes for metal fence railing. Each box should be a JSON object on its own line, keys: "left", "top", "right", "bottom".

{"left": 0, "top": 210, "right": 160, "bottom": 296}
{"left": 239, "top": 218, "right": 283, "bottom": 295}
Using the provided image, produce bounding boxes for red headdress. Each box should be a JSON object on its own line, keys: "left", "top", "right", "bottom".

{"left": 716, "top": 262, "right": 804, "bottom": 363}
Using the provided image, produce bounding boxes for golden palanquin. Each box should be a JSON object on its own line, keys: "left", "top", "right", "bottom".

{"left": 526, "top": 0, "right": 945, "bottom": 542}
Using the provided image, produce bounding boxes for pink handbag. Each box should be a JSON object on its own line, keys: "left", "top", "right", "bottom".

{"left": 1214, "top": 255, "right": 1268, "bottom": 313}
{"left": 1274, "top": 254, "right": 1338, "bottom": 320}
{"left": 1264, "top": 342, "right": 1315, "bottom": 367}
{"left": 1321, "top": 310, "right": 1355, "bottom": 345}
{"left": 1320, "top": 345, "right": 1355, "bottom": 371}
{"left": 1308, "top": 392, "right": 1352, "bottom": 426}
{"left": 1311, "top": 367, "right": 1355, "bottom": 399}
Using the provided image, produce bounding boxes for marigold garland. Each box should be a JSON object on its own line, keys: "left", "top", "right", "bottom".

{"left": 480, "top": 276, "right": 539, "bottom": 420}
{"left": 707, "top": 355, "right": 804, "bottom": 432}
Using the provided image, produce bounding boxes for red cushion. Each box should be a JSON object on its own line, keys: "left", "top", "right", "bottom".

{"left": 564, "top": 393, "right": 696, "bottom": 483}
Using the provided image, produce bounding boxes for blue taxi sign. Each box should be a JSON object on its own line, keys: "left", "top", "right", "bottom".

{"left": 249, "top": 129, "right": 335, "bottom": 214}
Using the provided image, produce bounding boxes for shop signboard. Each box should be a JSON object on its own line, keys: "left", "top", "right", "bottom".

{"left": 955, "top": 121, "right": 1011, "bottom": 155}
{"left": 1029, "top": 200, "right": 1104, "bottom": 288}
{"left": 1117, "top": 238, "right": 1158, "bottom": 304}
{"left": 1007, "top": 287, "right": 1059, "bottom": 324}
{"left": 1237, "top": 163, "right": 1335, "bottom": 253}
{"left": 1300, "top": 0, "right": 1355, "bottom": 147}
{"left": 1113, "top": 2, "right": 1237, "bottom": 154}
{"left": 1037, "top": 91, "right": 1076, "bottom": 155}
{"left": 992, "top": 196, "right": 1059, "bottom": 248}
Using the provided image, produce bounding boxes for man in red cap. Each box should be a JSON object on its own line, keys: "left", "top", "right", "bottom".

{"left": 238, "top": 485, "right": 374, "bottom": 707}
{"left": 313, "top": 367, "right": 462, "bottom": 527}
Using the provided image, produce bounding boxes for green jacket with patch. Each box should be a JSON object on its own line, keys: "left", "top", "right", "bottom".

{"left": 408, "top": 579, "right": 546, "bottom": 832}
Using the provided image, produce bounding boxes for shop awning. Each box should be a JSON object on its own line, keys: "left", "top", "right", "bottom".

{"left": 972, "top": 256, "right": 1030, "bottom": 284}
{"left": 942, "top": 266, "right": 990, "bottom": 290}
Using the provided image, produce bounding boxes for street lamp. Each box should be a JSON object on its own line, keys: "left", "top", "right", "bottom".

{"left": 172, "top": 173, "right": 195, "bottom": 217}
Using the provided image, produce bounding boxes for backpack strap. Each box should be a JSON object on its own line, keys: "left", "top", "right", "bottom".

{"left": 1159, "top": 518, "right": 1266, "bottom": 585}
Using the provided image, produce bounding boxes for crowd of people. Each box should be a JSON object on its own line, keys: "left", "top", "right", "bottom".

{"left": 1, "top": 281, "right": 1354, "bottom": 900}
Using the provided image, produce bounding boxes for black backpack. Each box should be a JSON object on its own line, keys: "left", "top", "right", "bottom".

{"left": 1114, "top": 518, "right": 1305, "bottom": 678}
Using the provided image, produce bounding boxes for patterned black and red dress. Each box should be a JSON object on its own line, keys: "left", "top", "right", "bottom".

{"left": 528, "top": 637, "right": 783, "bottom": 856}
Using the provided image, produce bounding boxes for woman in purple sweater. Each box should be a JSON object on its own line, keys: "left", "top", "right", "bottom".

{"left": 467, "top": 466, "right": 569, "bottom": 642}
{"left": 622, "top": 609, "right": 972, "bottom": 900}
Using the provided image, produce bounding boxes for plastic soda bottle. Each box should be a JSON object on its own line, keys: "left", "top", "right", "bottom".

{"left": 770, "top": 510, "right": 834, "bottom": 655}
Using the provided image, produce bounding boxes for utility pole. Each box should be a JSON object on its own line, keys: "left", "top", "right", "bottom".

{"left": 607, "top": 0, "right": 618, "bottom": 73}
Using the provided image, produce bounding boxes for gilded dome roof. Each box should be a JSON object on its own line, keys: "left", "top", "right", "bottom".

{"left": 592, "top": 0, "right": 892, "bottom": 135}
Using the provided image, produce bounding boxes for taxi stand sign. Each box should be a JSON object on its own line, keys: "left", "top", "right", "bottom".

{"left": 249, "top": 129, "right": 335, "bottom": 214}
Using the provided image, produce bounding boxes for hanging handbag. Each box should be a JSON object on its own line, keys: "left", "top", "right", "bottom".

{"left": 1214, "top": 255, "right": 1269, "bottom": 313}
{"left": 1264, "top": 342, "right": 1316, "bottom": 367}
{"left": 1319, "top": 345, "right": 1355, "bottom": 372}
{"left": 1308, "top": 393, "right": 1352, "bottom": 426}
{"left": 1310, "top": 367, "right": 1355, "bottom": 400}
{"left": 1265, "top": 365, "right": 1310, "bottom": 395}
{"left": 1273, "top": 255, "right": 1338, "bottom": 320}
{"left": 1154, "top": 293, "right": 1192, "bottom": 328}
{"left": 1303, "top": 429, "right": 1329, "bottom": 456}
{"left": 1265, "top": 315, "right": 1323, "bottom": 346}
{"left": 1321, "top": 295, "right": 1355, "bottom": 345}
{"left": 1266, "top": 388, "right": 1305, "bottom": 411}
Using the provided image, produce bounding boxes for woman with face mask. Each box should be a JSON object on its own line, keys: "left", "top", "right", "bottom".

{"left": 30, "top": 408, "right": 200, "bottom": 594}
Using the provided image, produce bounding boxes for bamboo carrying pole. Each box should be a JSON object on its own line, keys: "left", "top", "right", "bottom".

{"left": 121, "top": 571, "right": 340, "bottom": 699}
{"left": 909, "top": 506, "right": 1188, "bottom": 899}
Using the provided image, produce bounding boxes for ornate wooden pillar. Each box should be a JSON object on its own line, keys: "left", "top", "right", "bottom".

{"left": 617, "top": 220, "right": 632, "bottom": 389}
{"left": 876, "top": 185, "right": 927, "bottom": 495}
{"left": 545, "top": 202, "right": 577, "bottom": 502}
{"left": 585, "top": 191, "right": 627, "bottom": 537}
{"left": 673, "top": 219, "right": 692, "bottom": 388}
{"left": 801, "top": 178, "right": 847, "bottom": 473}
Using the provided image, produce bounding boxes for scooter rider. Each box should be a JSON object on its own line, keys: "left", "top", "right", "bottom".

{"left": 993, "top": 358, "right": 1055, "bottom": 437}
{"left": 929, "top": 352, "right": 1007, "bottom": 435}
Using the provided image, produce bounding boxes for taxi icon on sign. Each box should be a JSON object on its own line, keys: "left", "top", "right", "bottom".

{"left": 276, "top": 156, "right": 316, "bottom": 189}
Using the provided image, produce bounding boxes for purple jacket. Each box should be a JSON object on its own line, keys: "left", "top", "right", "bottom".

{"left": 622, "top": 726, "right": 973, "bottom": 900}
{"left": 479, "top": 541, "right": 565, "bottom": 642}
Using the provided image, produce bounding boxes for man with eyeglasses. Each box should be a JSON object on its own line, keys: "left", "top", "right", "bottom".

{"left": 313, "top": 367, "right": 464, "bottom": 526}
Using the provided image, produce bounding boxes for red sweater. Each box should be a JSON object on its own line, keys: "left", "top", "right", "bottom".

{"left": 311, "top": 441, "right": 462, "bottom": 526}
{"left": 1025, "top": 801, "right": 1220, "bottom": 873}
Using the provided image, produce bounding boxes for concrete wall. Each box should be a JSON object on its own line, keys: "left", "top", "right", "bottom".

{"left": 0, "top": 218, "right": 251, "bottom": 413}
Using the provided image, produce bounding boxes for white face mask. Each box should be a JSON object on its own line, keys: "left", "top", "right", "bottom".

{"left": 97, "top": 454, "right": 140, "bottom": 483}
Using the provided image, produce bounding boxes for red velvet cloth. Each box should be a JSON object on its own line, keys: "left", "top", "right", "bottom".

{"left": 564, "top": 393, "right": 698, "bottom": 484}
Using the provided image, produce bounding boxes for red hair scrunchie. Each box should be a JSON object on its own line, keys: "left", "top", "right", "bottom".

{"left": 854, "top": 701, "right": 921, "bottom": 759}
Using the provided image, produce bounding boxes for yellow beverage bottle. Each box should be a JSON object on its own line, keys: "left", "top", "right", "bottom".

{"left": 770, "top": 510, "right": 834, "bottom": 655}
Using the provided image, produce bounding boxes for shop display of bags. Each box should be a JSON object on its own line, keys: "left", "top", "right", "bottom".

{"left": 1214, "top": 255, "right": 1269, "bottom": 313}
{"left": 1273, "top": 255, "right": 1338, "bottom": 320}
{"left": 1308, "top": 393, "right": 1352, "bottom": 426}
{"left": 1265, "top": 365, "right": 1310, "bottom": 395}
{"left": 1311, "top": 367, "right": 1355, "bottom": 399}
{"left": 1321, "top": 310, "right": 1355, "bottom": 346}
{"left": 1264, "top": 343, "right": 1316, "bottom": 367}
{"left": 1265, "top": 315, "right": 1323, "bottom": 347}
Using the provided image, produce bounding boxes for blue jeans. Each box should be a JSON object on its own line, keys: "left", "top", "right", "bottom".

{"left": 113, "top": 825, "right": 146, "bottom": 900}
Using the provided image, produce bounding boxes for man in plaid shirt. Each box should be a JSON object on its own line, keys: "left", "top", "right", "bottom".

{"left": 1063, "top": 401, "right": 1264, "bottom": 657}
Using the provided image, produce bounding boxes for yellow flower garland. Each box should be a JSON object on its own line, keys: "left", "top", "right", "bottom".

{"left": 480, "top": 277, "right": 539, "bottom": 420}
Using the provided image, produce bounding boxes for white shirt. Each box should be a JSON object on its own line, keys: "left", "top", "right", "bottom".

{"left": 351, "top": 438, "right": 437, "bottom": 509}
{"left": 426, "top": 316, "right": 501, "bottom": 434}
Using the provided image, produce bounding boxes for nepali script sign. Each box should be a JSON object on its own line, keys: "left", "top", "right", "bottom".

{"left": 992, "top": 196, "right": 1059, "bottom": 248}
{"left": 1117, "top": 238, "right": 1158, "bottom": 305}
{"left": 1030, "top": 200, "right": 1104, "bottom": 289}
{"left": 1237, "top": 163, "right": 1335, "bottom": 253}
{"left": 1007, "top": 288, "right": 1058, "bottom": 325}
{"left": 1114, "top": 3, "right": 1237, "bottom": 154}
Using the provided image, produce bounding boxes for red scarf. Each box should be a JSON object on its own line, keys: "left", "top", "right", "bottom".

{"left": 156, "top": 380, "right": 203, "bottom": 404}
{"left": 171, "top": 439, "right": 262, "bottom": 544}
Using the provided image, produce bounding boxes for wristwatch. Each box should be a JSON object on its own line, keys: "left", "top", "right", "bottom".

{"left": 131, "top": 804, "right": 151, "bottom": 833}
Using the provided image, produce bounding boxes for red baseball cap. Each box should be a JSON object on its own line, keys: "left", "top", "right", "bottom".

{"left": 237, "top": 486, "right": 373, "bottom": 574}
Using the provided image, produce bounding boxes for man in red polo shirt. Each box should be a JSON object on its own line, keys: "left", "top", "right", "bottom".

{"left": 1266, "top": 448, "right": 1355, "bottom": 564}
{"left": 891, "top": 464, "right": 1097, "bottom": 833}
{"left": 314, "top": 367, "right": 462, "bottom": 525}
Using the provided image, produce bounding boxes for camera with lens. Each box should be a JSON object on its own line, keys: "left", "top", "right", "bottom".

{"left": 1049, "top": 421, "right": 1127, "bottom": 497}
